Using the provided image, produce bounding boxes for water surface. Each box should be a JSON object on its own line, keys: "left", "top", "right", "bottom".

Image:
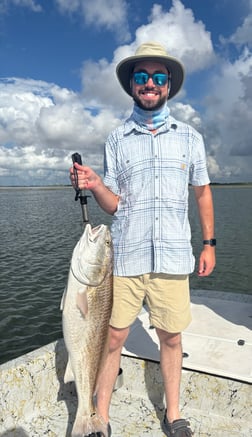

{"left": 0, "top": 186, "right": 251, "bottom": 364}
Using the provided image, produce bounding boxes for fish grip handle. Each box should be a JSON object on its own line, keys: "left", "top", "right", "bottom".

{"left": 71, "top": 152, "right": 91, "bottom": 223}
{"left": 72, "top": 153, "right": 82, "bottom": 201}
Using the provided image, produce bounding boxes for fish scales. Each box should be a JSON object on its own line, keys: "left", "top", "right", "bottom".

{"left": 61, "top": 224, "right": 113, "bottom": 437}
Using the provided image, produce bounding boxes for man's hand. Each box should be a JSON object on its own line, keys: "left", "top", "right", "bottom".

{"left": 69, "top": 162, "right": 119, "bottom": 215}
{"left": 70, "top": 162, "right": 101, "bottom": 191}
{"left": 197, "top": 247, "right": 216, "bottom": 276}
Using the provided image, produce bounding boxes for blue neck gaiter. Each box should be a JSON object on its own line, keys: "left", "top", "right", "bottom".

{"left": 132, "top": 103, "right": 169, "bottom": 131}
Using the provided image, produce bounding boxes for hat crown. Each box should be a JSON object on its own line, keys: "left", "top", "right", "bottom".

{"left": 135, "top": 42, "right": 168, "bottom": 58}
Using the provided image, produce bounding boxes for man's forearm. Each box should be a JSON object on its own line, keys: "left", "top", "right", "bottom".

{"left": 193, "top": 184, "right": 215, "bottom": 239}
{"left": 92, "top": 183, "right": 119, "bottom": 215}
{"left": 194, "top": 184, "right": 216, "bottom": 276}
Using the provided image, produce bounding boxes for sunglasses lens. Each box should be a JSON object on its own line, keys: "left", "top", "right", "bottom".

{"left": 133, "top": 72, "right": 148, "bottom": 85}
{"left": 133, "top": 72, "right": 168, "bottom": 86}
{"left": 153, "top": 74, "right": 168, "bottom": 86}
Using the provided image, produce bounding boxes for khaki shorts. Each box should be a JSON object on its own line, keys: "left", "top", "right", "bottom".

{"left": 110, "top": 273, "right": 192, "bottom": 333}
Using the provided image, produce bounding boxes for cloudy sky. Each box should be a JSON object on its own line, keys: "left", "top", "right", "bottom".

{"left": 0, "top": 0, "right": 251, "bottom": 186}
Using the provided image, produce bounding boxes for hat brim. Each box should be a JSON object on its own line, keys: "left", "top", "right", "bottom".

{"left": 116, "top": 54, "right": 184, "bottom": 100}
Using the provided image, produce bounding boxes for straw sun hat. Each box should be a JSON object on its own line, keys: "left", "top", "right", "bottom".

{"left": 116, "top": 41, "right": 184, "bottom": 100}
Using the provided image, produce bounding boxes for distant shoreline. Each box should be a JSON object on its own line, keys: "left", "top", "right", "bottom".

{"left": 0, "top": 185, "right": 73, "bottom": 190}
{"left": 0, "top": 183, "right": 252, "bottom": 190}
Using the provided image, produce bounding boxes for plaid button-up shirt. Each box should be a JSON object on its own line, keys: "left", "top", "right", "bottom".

{"left": 103, "top": 114, "right": 210, "bottom": 276}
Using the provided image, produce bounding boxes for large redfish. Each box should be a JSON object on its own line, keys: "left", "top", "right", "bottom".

{"left": 61, "top": 224, "right": 113, "bottom": 437}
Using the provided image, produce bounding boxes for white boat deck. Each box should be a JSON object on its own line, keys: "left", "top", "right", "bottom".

{"left": 0, "top": 290, "right": 251, "bottom": 437}
{"left": 124, "top": 289, "right": 252, "bottom": 383}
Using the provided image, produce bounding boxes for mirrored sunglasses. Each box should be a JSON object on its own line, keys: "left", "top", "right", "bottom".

{"left": 133, "top": 71, "right": 170, "bottom": 87}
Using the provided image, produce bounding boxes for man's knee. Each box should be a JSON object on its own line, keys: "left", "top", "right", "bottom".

{"left": 156, "top": 328, "right": 182, "bottom": 348}
{"left": 108, "top": 326, "right": 129, "bottom": 352}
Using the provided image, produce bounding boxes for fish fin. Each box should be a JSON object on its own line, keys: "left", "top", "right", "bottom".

{"left": 76, "top": 290, "right": 88, "bottom": 316}
{"left": 64, "top": 358, "right": 75, "bottom": 383}
{"left": 60, "top": 287, "right": 67, "bottom": 311}
{"left": 72, "top": 411, "right": 108, "bottom": 437}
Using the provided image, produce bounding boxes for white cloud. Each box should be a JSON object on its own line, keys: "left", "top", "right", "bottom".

{"left": 108, "top": 0, "right": 215, "bottom": 73}
{"left": 54, "top": 0, "right": 130, "bottom": 42}
{"left": 80, "top": 58, "right": 127, "bottom": 111}
{"left": 136, "top": 1, "right": 215, "bottom": 73}
{"left": 1, "top": 0, "right": 252, "bottom": 185}
{"left": 0, "top": 0, "right": 42, "bottom": 12}
{"left": 0, "top": 78, "right": 122, "bottom": 185}
{"left": 170, "top": 102, "right": 202, "bottom": 130}
{"left": 81, "top": 0, "right": 215, "bottom": 111}
{"left": 221, "top": 3, "right": 252, "bottom": 49}
{"left": 203, "top": 48, "right": 252, "bottom": 181}
{"left": 229, "top": 14, "right": 252, "bottom": 48}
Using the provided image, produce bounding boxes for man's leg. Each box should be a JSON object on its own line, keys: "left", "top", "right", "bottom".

{"left": 96, "top": 325, "right": 130, "bottom": 423}
{"left": 156, "top": 329, "right": 182, "bottom": 423}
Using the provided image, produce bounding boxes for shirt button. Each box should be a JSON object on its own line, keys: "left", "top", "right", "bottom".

{"left": 155, "top": 217, "right": 158, "bottom": 220}
{"left": 155, "top": 175, "right": 158, "bottom": 179}
{"left": 155, "top": 196, "right": 159, "bottom": 200}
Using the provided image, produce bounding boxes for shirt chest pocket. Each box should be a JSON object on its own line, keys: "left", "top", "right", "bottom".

{"left": 160, "top": 160, "right": 189, "bottom": 201}
{"left": 117, "top": 155, "right": 153, "bottom": 193}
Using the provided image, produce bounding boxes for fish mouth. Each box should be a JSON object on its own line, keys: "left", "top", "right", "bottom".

{"left": 88, "top": 224, "right": 107, "bottom": 241}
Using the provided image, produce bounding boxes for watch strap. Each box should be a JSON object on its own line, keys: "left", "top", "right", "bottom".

{"left": 203, "top": 239, "right": 216, "bottom": 246}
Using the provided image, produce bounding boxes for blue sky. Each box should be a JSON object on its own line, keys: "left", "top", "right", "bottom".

{"left": 0, "top": 0, "right": 251, "bottom": 185}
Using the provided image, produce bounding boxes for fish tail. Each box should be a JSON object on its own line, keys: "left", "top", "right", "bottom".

{"left": 71, "top": 411, "right": 109, "bottom": 437}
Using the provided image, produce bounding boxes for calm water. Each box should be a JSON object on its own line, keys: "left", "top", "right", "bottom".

{"left": 0, "top": 186, "right": 251, "bottom": 364}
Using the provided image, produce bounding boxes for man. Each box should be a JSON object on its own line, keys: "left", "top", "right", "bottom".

{"left": 70, "top": 42, "right": 216, "bottom": 437}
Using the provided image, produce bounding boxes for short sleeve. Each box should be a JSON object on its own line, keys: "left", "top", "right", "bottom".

{"left": 189, "top": 130, "right": 210, "bottom": 186}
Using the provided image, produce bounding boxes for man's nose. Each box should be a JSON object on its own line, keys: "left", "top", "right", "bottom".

{"left": 146, "top": 76, "right": 155, "bottom": 86}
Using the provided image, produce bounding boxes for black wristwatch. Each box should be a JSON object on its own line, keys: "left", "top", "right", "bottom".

{"left": 203, "top": 239, "right": 216, "bottom": 247}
